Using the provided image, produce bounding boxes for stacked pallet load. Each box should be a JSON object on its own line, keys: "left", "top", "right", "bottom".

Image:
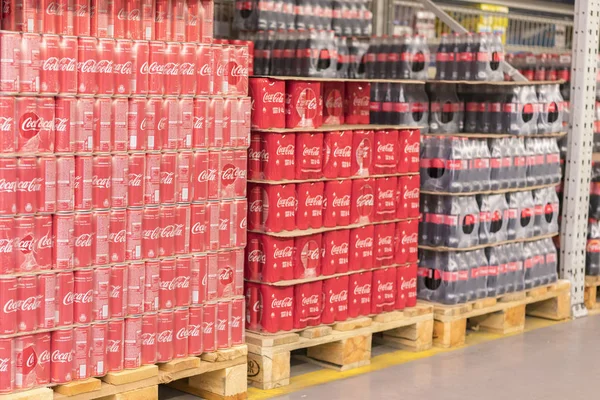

{"left": 0, "top": 1, "right": 250, "bottom": 399}
{"left": 244, "top": 75, "right": 434, "bottom": 389}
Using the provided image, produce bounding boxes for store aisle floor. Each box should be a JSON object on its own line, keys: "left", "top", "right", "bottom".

{"left": 161, "top": 314, "right": 600, "bottom": 400}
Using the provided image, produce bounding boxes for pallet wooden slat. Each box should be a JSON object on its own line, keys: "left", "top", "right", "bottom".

{"left": 247, "top": 302, "right": 434, "bottom": 390}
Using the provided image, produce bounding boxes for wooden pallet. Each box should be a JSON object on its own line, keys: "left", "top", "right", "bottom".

{"left": 429, "top": 279, "right": 571, "bottom": 349}
{"left": 0, "top": 346, "right": 248, "bottom": 400}
{"left": 246, "top": 302, "right": 434, "bottom": 390}
{"left": 584, "top": 276, "right": 600, "bottom": 314}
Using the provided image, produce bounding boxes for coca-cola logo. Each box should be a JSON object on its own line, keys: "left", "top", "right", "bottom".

{"left": 271, "top": 297, "right": 293, "bottom": 308}
{"left": 227, "top": 61, "right": 246, "bottom": 85}
{"left": 19, "top": 112, "right": 52, "bottom": 139}
{"left": 404, "top": 188, "right": 419, "bottom": 200}
{"left": 163, "top": 62, "right": 179, "bottom": 76}
{"left": 109, "top": 285, "right": 121, "bottom": 298}
{"left": 332, "top": 194, "right": 350, "bottom": 208}
{"left": 75, "top": 233, "right": 93, "bottom": 248}
{"left": 92, "top": 174, "right": 111, "bottom": 189}
{"left": 38, "top": 232, "right": 52, "bottom": 249}
{"left": 157, "top": 330, "right": 173, "bottom": 343}
{"left": 218, "top": 266, "right": 233, "bottom": 286}
{"left": 355, "top": 237, "right": 373, "bottom": 249}
{"left": 354, "top": 283, "right": 371, "bottom": 295}
{"left": 333, "top": 146, "right": 351, "bottom": 158}
{"left": 331, "top": 242, "right": 348, "bottom": 255}
{"left": 141, "top": 332, "right": 155, "bottom": 346}
{"left": 330, "top": 290, "right": 348, "bottom": 303}
{"left": 221, "top": 164, "right": 244, "bottom": 187}
{"left": 187, "top": 324, "right": 201, "bottom": 337}
{"left": 378, "top": 235, "right": 392, "bottom": 246}
{"left": 109, "top": 229, "right": 126, "bottom": 243}
{"left": 203, "top": 321, "right": 214, "bottom": 334}
{"left": 17, "top": 234, "right": 34, "bottom": 254}
{"left": 197, "top": 168, "right": 216, "bottom": 183}
{"left": 274, "top": 246, "right": 293, "bottom": 259}
{"left": 193, "top": 116, "right": 204, "bottom": 129}
{"left": 140, "top": 61, "right": 164, "bottom": 75}
{"left": 276, "top": 144, "right": 295, "bottom": 156}
{"left": 142, "top": 227, "right": 161, "bottom": 240}
{"left": 54, "top": 117, "right": 68, "bottom": 132}
{"left": 73, "top": 289, "right": 93, "bottom": 304}
{"left": 114, "top": 60, "right": 133, "bottom": 75}
{"left": 302, "top": 294, "right": 319, "bottom": 306}
{"left": 303, "top": 146, "right": 320, "bottom": 157}
{"left": 0, "top": 239, "right": 12, "bottom": 254}
{"left": 51, "top": 349, "right": 73, "bottom": 363}
{"left": 38, "top": 350, "right": 50, "bottom": 364}
{"left": 17, "top": 295, "right": 41, "bottom": 312}
{"left": 378, "top": 190, "right": 394, "bottom": 200}
{"left": 160, "top": 171, "right": 174, "bottom": 185}
{"left": 46, "top": 2, "right": 64, "bottom": 15}
{"left": 3, "top": 298, "right": 18, "bottom": 314}
{"left": 263, "top": 92, "right": 284, "bottom": 103}
{"left": 378, "top": 282, "right": 394, "bottom": 292}
{"left": 17, "top": 177, "right": 42, "bottom": 193}
{"left": 95, "top": 59, "right": 113, "bottom": 74}
{"left": 0, "top": 358, "right": 8, "bottom": 372}
{"left": 106, "top": 340, "right": 121, "bottom": 353}
{"left": 296, "top": 88, "right": 318, "bottom": 119}
{"left": 378, "top": 143, "right": 395, "bottom": 153}
{"left": 42, "top": 57, "right": 59, "bottom": 71}
{"left": 117, "top": 7, "right": 141, "bottom": 21}
{"left": 401, "top": 233, "right": 418, "bottom": 245}
{"left": 248, "top": 249, "right": 266, "bottom": 263}
{"left": 129, "top": 173, "right": 142, "bottom": 187}
{"left": 176, "top": 327, "right": 188, "bottom": 340}
{"left": 249, "top": 200, "right": 262, "bottom": 213}
{"left": 405, "top": 142, "right": 419, "bottom": 154}
{"left": 305, "top": 195, "right": 323, "bottom": 207}
{"left": 325, "top": 90, "right": 343, "bottom": 116}
{"left": 401, "top": 277, "right": 417, "bottom": 290}
{"left": 179, "top": 62, "right": 196, "bottom": 76}
{"left": 248, "top": 148, "right": 268, "bottom": 162}
{"left": 198, "top": 63, "right": 212, "bottom": 76}
{"left": 59, "top": 57, "right": 76, "bottom": 72}
{"left": 277, "top": 196, "right": 295, "bottom": 208}
{"left": 353, "top": 96, "right": 370, "bottom": 107}
{"left": 0, "top": 178, "right": 16, "bottom": 193}
{"left": 191, "top": 222, "right": 206, "bottom": 235}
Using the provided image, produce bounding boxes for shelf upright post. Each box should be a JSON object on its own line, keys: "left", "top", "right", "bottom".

{"left": 560, "top": 0, "right": 600, "bottom": 318}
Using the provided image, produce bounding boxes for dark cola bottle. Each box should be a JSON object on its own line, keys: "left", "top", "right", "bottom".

{"left": 388, "top": 83, "right": 401, "bottom": 125}
{"left": 284, "top": 0, "right": 296, "bottom": 29}
{"left": 485, "top": 246, "right": 500, "bottom": 297}
{"left": 489, "top": 138, "right": 507, "bottom": 191}
{"left": 429, "top": 83, "right": 462, "bottom": 134}
{"left": 419, "top": 195, "right": 431, "bottom": 244}
{"left": 445, "top": 137, "right": 472, "bottom": 193}
{"left": 348, "top": 37, "right": 368, "bottom": 78}
{"left": 253, "top": 31, "right": 268, "bottom": 75}
{"left": 439, "top": 252, "right": 461, "bottom": 304}
{"left": 587, "top": 219, "right": 600, "bottom": 276}
{"left": 376, "top": 36, "right": 390, "bottom": 79}
{"left": 476, "top": 86, "right": 493, "bottom": 134}
{"left": 295, "top": 30, "right": 309, "bottom": 76}
{"left": 336, "top": 37, "right": 349, "bottom": 78}
{"left": 497, "top": 245, "right": 509, "bottom": 295}
{"left": 269, "top": 30, "right": 286, "bottom": 76}
{"left": 535, "top": 240, "right": 550, "bottom": 286}
{"left": 462, "top": 251, "right": 476, "bottom": 302}
{"left": 420, "top": 136, "right": 450, "bottom": 192}
{"left": 512, "top": 243, "right": 525, "bottom": 292}
{"left": 591, "top": 165, "right": 600, "bottom": 220}
{"left": 458, "top": 32, "right": 474, "bottom": 81}
{"left": 478, "top": 194, "right": 509, "bottom": 245}
{"left": 472, "top": 32, "right": 491, "bottom": 81}
{"left": 489, "top": 33, "right": 504, "bottom": 81}
{"left": 543, "top": 238, "right": 558, "bottom": 283}
{"left": 489, "top": 86, "right": 505, "bottom": 134}
{"left": 462, "top": 90, "right": 478, "bottom": 133}
{"left": 411, "top": 85, "right": 430, "bottom": 133}
{"left": 435, "top": 33, "right": 451, "bottom": 80}
{"left": 513, "top": 138, "right": 527, "bottom": 188}
{"left": 387, "top": 36, "right": 401, "bottom": 79}
{"left": 417, "top": 251, "right": 437, "bottom": 301}
{"left": 314, "top": 0, "right": 325, "bottom": 30}
{"left": 352, "top": 0, "right": 363, "bottom": 36}
{"left": 427, "top": 195, "right": 447, "bottom": 247}
{"left": 446, "top": 196, "right": 480, "bottom": 248}
{"left": 380, "top": 82, "right": 394, "bottom": 125}
{"left": 369, "top": 82, "right": 384, "bottom": 124}
{"left": 448, "top": 32, "right": 460, "bottom": 81}
{"left": 397, "top": 34, "right": 412, "bottom": 80}
{"left": 332, "top": 0, "right": 343, "bottom": 35}
{"left": 471, "top": 139, "right": 491, "bottom": 192}
{"left": 344, "top": 0, "right": 356, "bottom": 37}
{"left": 456, "top": 252, "right": 470, "bottom": 303}
{"left": 304, "top": 0, "right": 317, "bottom": 30}
{"left": 523, "top": 242, "right": 535, "bottom": 289}
{"left": 411, "top": 35, "right": 430, "bottom": 80}
{"left": 509, "top": 190, "right": 535, "bottom": 239}
{"left": 365, "top": 36, "right": 381, "bottom": 79}
{"left": 530, "top": 241, "right": 544, "bottom": 288}
{"left": 468, "top": 250, "right": 488, "bottom": 299}
{"left": 504, "top": 244, "right": 518, "bottom": 293}
{"left": 282, "top": 31, "right": 297, "bottom": 76}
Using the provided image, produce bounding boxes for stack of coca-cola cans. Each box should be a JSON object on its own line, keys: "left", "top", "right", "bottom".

{"left": 244, "top": 77, "right": 422, "bottom": 333}
{"left": 0, "top": 0, "right": 251, "bottom": 394}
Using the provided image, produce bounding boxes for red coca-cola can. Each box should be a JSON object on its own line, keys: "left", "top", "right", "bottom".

{"left": 175, "top": 257, "right": 191, "bottom": 307}
{"left": 142, "top": 206, "right": 160, "bottom": 259}
{"left": 219, "top": 200, "right": 233, "bottom": 249}
{"left": 192, "top": 253, "right": 207, "bottom": 304}
{"left": 14, "top": 216, "right": 35, "bottom": 273}
{"left": 175, "top": 152, "right": 192, "bottom": 203}
{"left": 164, "top": 42, "right": 181, "bottom": 96}
{"left": 20, "top": 33, "right": 40, "bottom": 94}
{"left": 0, "top": 218, "right": 14, "bottom": 274}
{"left": 36, "top": 332, "right": 51, "bottom": 385}
{"left": 233, "top": 199, "right": 248, "bottom": 248}
{"left": 73, "top": 325, "right": 91, "bottom": 380}
{"left": 323, "top": 130, "right": 352, "bottom": 179}
{"left": 0, "top": 158, "right": 17, "bottom": 216}
{"left": 173, "top": 307, "right": 189, "bottom": 358}
{"left": 350, "top": 225, "right": 374, "bottom": 271}
{"left": 126, "top": 208, "right": 142, "bottom": 260}
{"left": 373, "top": 177, "right": 396, "bottom": 222}
{"left": 0, "top": 278, "right": 17, "bottom": 334}
{"left": 147, "top": 41, "right": 165, "bottom": 95}
{"left": 174, "top": 204, "right": 190, "bottom": 255}
{"left": 114, "top": 39, "right": 133, "bottom": 96}
{"left": 345, "top": 82, "right": 370, "bottom": 124}
{"left": 127, "top": 153, "right": 145, "bottom": 207}
{"left": 160, "top": 152, "right": 176, "bottom": 204}
{"left": 77, "top": 37, "right": 99, "bottom": 95}
{"left": 107, "top": 319, "right": 124, "bottom": 372}
{"left": 93, "top": 267, "right": 110, "bottom": 321}
{"left": 15, "top": 336, "right": 37, "bottom": 390}
{"left": 76, "top": 97, "right": 94, "bottom": 152}
{"left": 296, "top": 182, "right": 324, "bottom": 231}
{"left": 159, "top": 205, "right": 176, "bottom": 258}
{"left": 127, "top": 98, "right": 148, "bottom": 151}
{"left": 92, "top": 209, "right": 110, "bottom": 265}
{"left": 112, "top": 98, "right": 129, "bottom": 151}
{"left": 0, "top": 97, "right": 15, "bottom": 154}
{"left": 50, "top": 328, "right": 74, "bottom": 383}
{"left": 144, "top": 153, "right": 161, "bottom": 205}
{"left": 59, "top": 36, "right": 78, "bottom": 94}
{"left": 73, "top": 269, "right": 93, "bottom": 324}
{"left": 55, "top": 272, "right": 74, "bottom": 327}
{"left": 192, "top": 98, "right": 208, "bottom": 148}
{"left": 53, "top": 213, "right": 74, "bottom": 270}
{"left": 179, "top": 98, "right": 193, "bottom": 149}
{"left": 37, "top": 273, "right": 56, "bottom": 330}
{"left": 191, "top": 150, "right": 208, "bottom": 202}
{"left": 373, "top": 130, "right": 399, "bottom": 175}
{"left": 110, "top": 265, "right": 128, "bottom": 318}
{"left": 188, "top": 305, "right": 203, "bottom": 355}
{"left": 231, "top": 298, "right": 244, "bottom": 345}
{"left": 16, "top": 275, "right": 39, "bottom": 332}
{"left": 293, "top": 281, "right": 322, "bottom": 329}
{"left": 203, "top": 302, "right": 217, "bottom": 351}
{"left": 124, "top": 316, "right": 142, "bottom": 369}
{"left": 216, "top": 300, "right": 231, "bottom": 350}
{"left": 141, "top": 313, "right": 157, "bottom": 365}
{"left": 90, "top": 322, "right": 108, "bottom": 376}
{"left": 132, "top": 40, "right": 149, "bottom": 95}
{"left": 109, "top": 209, "right": 127, "bottom": 263}
{"left": 374, "top": 223, "right": 396, "bottom": 267}
{"left": 74, "top": 211, "right": 93, "bottom": 268}
{"left": 371, "top": 267, "right": 396, "bottom": 314}
{"left": 189, "top": 202, "right": 206, "bottom": 253}
{"left": 96, "top": 38, "right": 115, "bottom": 95}
{"left": 350, "top": 178, "right": 375, "bottom": 225}
{"left": 93, "top": 98, "right": 112, "bottom": 152}
{"left": 55, "top": 155, "right": 74, "bottom": 213}
{"left": 54, "top": 97, "right": 75, "bottom": 153}
{"left": 127, "top": 262, "right": 145, "bottom": 315}
{"left": 207, "top": 253, "right": 218, "bottom": 301}
{"left": 16, "top": 157, "right": 40, "bottom": 214}
{"left": 159, "top": 258, "right": 176, "bottom": 309}
{"left": 0, "top": 338, "right": 13, "bottom": 392}
{"left": 207, "top": 97, "right": 224, "bottom": 149}
{"left": 40, "top": 34, "right": 60, "bottom": 94}
{"left": 322, "top": 229, "right": 350, "bottom": 276}
{"left": 144, "top": 260, "right": 159, "bottom": 312}
{"left": 351, "top": 130, "right": 374, "bottom": 177}
{"left": 0, "top": 32, "right": 20, "bottom": 93}
{"left": 196, "top": 44, "right": 213, "bottom": 96}
{"left": 397, "top": 175, "right": 420, "bottom": 220}
{"left": 323, "top": 179, "right": 352, "bottom": 228}
{"left": 74, "top": 156, "right": 94, "bottom": 211}
{"left": 92, "top": 155, "right": 111, "bottom": 209}
{"left": 38, "top": 156, "right": 57, "bottom": 216}
{"left": 180, "top": 43, "right": 197, "bottom": 96}
{"left": 156, "top": 310, "right": 173, "bottom": 362}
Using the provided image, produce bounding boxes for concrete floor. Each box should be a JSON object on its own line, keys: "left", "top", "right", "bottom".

{"left": 161, "top": 315, "right": 600, "bottom": 400}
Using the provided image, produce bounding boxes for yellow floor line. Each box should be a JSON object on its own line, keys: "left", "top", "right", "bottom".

{"left": 247, "top": 317, "right": 568, "bottom": 400}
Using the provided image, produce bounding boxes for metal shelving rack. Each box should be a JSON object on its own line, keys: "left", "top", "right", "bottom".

{"left": 371, "top": 0, "right": 595, "bottom": 317}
